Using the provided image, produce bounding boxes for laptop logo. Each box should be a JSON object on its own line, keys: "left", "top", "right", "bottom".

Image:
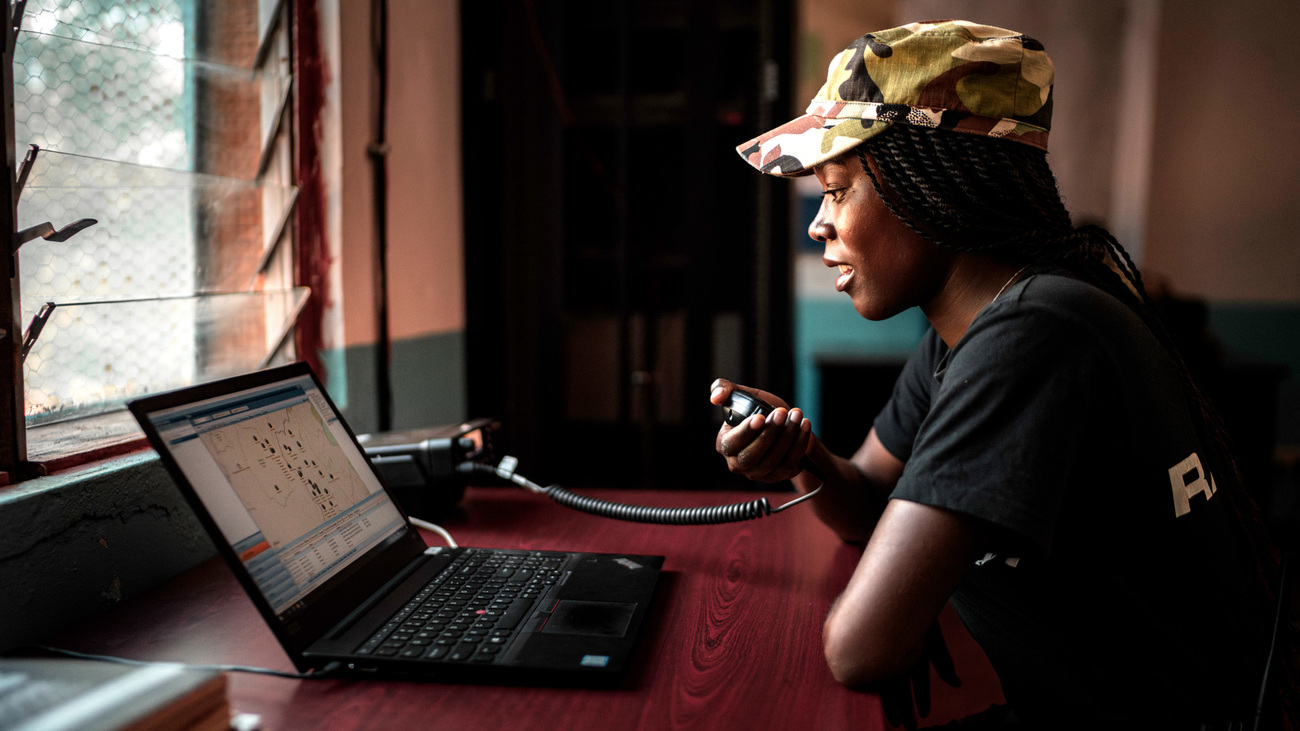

{"left": 613, "top": 558, "right": 643, "bottom": 570}
{"left": 580, "top": 655, "right": 611, "bottom": 668}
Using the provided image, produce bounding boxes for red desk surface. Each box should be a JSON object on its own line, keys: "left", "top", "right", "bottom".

{"left": 50, "top": 486, "right": 1003, "bottom": 730}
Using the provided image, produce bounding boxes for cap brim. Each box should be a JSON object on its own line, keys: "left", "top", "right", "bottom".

{"left": 736, "top": 113, "right": 893, "bottom": 177}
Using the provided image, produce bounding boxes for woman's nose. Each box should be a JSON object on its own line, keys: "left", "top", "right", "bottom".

{"left": 808, "top": 203, "right": 833, "bottom": 242}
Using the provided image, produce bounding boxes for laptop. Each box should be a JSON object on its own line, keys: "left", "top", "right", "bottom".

{"left": 128, "top": 362, "right": 663, "bottom": 687}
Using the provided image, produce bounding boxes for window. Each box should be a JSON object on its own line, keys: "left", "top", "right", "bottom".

{"left": 2, "top": 0, "right": 307, "bottom": 476}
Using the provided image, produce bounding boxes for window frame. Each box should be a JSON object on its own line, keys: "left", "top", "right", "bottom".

{"left": 0, "top": 0, "right": 323, "bottom": 483}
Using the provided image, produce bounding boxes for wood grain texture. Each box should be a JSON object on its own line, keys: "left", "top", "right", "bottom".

{"left": 48, "top": 487, "right": 1003, "bottom": 730}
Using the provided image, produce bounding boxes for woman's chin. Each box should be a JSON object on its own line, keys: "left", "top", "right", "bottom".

{"left": 850, "top": 296, "right": 902, "bottom": 322}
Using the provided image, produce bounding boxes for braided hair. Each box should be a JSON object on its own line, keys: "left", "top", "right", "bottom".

{"left": 856, "top": 124, "right": 1296, "bottom": 723}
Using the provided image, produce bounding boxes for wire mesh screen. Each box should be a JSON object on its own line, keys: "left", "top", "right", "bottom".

{"left": 12, "top": 0, "right": 297, "bottom": 427}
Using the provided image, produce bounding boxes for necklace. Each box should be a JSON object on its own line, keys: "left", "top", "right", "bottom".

{"left": 992, "top": 264, "right": 1031, "bottom": 303}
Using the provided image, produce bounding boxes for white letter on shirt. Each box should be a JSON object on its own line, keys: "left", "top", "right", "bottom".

{"left": 1169, "top": 452, "right": 1216, "bottom": 518}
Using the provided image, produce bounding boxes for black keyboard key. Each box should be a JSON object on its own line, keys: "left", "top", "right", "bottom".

{"left": 448, "top": 644, "right": 477, "bottom": 661}
{"left": 495, "top": 598, "right": 533, "bottom": 630}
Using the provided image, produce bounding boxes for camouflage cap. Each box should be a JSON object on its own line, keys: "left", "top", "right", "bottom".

{"left": 737, "top": 20, "right": 1054, "bottom": 176}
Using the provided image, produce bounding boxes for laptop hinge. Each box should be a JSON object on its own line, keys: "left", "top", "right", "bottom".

{"left": 323, "top": 550, "right": 445, "bottom": 640}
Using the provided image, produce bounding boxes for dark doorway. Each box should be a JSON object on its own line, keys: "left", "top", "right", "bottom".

{"left": 462, "top": 0, "right": 795, "bottom": 490}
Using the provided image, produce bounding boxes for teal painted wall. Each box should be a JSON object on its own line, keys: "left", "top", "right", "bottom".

{"left": 1208, "top": 304, "right": 1300, "bottom": 448}
{"left": 794, "top": 297, "right": 927, "bottom": 430}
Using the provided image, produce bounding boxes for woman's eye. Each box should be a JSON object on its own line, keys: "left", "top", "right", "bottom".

{"left": 823, "top": 187, "right": 847, "bottom": 202}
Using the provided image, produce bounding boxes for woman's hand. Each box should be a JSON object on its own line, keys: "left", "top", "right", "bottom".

{"left": 709, "top": 378, "right": 814, "bottom": 484}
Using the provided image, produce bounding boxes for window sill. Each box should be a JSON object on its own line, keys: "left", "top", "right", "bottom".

{"left": 1, "top": 411, "right": 149, "bottom": 486}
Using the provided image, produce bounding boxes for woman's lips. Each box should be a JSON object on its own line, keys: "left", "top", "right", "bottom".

{"left": 835, "top": 264, "right": 854, "bottom": 292}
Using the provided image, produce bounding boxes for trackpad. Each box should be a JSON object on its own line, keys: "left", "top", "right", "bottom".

{"left": 541, "top": 600, "right": 636, "bottom": 637}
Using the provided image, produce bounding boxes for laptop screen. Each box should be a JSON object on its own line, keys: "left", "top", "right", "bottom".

{"left": 139, "top": 371, "right": 406, "bottom": 617}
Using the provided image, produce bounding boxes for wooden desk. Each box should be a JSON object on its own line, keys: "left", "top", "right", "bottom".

{"left": 48, "top": 487, "right": 1003, "bottom": 730}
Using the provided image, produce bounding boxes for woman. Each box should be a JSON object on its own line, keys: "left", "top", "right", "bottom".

{"left": 712, "top": 20, "right": 1293, "bottom": 729}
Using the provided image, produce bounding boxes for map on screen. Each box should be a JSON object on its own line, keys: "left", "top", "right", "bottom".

{"left": 198, "top": 399, "right": 371, "bottom": 550}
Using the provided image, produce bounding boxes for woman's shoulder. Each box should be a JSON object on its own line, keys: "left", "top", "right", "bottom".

{"left": 998, "top": 267, "right": 1144, "bottom": 333}
{"left": 953, "top": 267, "right": 1152, "bottom": 366}
{"left": 1019, "top": 266, "right": 1122, "bottom": 304}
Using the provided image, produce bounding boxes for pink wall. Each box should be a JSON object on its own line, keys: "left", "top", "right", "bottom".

{"left": 329, "top": 0, "right": 464, "bottom": 351}
{"left": 385, "top": 0, "right": 465, "bottom": 340}
{"left": 1144, "top": 0, "right": 1300, "bottom": 302}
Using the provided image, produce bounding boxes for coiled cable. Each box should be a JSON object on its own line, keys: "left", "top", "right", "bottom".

{"left": 456, "top": 458, "right": 821, "bottom": 525}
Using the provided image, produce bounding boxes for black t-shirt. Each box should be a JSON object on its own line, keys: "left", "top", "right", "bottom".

{"left": 872, "top": 269, "right": 1269, "bottom": 728}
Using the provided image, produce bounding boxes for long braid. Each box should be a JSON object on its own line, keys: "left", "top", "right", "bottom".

{"left": 859, "top": 125, "right": 1296, "bottom": 722}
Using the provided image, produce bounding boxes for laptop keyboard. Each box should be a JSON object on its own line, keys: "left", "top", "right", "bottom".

{"left": 354, "top": 548, "right": 568, "bottom": 663}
